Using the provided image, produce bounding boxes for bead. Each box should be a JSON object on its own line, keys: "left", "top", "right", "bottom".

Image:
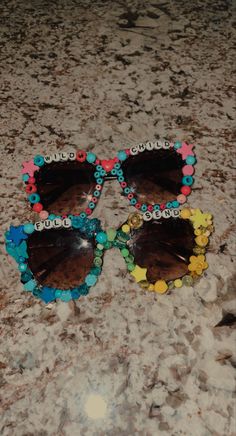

{"left": 55, "top": 289, "right": 62, "bottom": 298}
{"left": 152, "top": 210, "right": 161, "bottom": 220}
{"left": 182, "top": 165, "right": 194, "bottom": 176}
{"left": 139, "top": 280, "right": 150, "bottom": 289}
{"left": 182, "top": 275, "right": 193, "bottom": 286}
{"left": 101, "top": 159, "right": 116, "bottom": 173}
{"left": 117, "top": 169, "right": 123, "bottom": 176}
{"left": 181, "top": 186, "right": 191, "bottom": 196}
{"left": 135, "top": 203, "right": 141, "bottom": 209}
{"left": 127, "top": 263, "right": 135, "bottom": 271}
{"left": 61, "top": 291, "right": 72, "bottom": 302}
{"left": 125, "top": 254, "right": 134, "bottom": 264}
{"left": 147, "top": 205, "right": 153, "bottom": 211}
{"left": 76, "top": 150, "right": 87, "bottom": 162}
{"left": 121, "top": 248, "right": 129, "bottom": 258}
{"left": 34, "top": 221, "right": 44, "bottom": 231}
{"left": 40, "top": 286, "right": 56, "bottom": 303}
{"left": 118, "top": 176, "right": 124, "bottom": 182}
{"left": 174, "top": 278, "right": 182, "bottom": 288}
{"left": 48, "top": 214, "right": 56, "bottom": 220}
{"left": 180, "top": 208, "right": 191, "bottom": 219}
{"left": 28, "top": 193, "right": 40, "bottom": 204}
{"left": 172, "top": 200, "right": 179, "bottom": 208}
{"left": 163, "top": 141, "right": 171, "bottom": 149}
{"left": 34, "top": 155, "right": 45, "bottom": 166}
{"left": 71, "top": 288, "right": 80, "bottom": 299}
{"left": 127, "top": 193, "right": 134, "bottom": 200}
{"left": 94, "top": 257, "right": 103, "bottom": 267}
{"left": 23, "top": 223, "right": 35, "bottom": 234}
{"left": 177, "top": 143, "right": 194, "bottom": 160}
{"left": 60, "top": 152, "right": 68, "bottom": 161}
{"left": 62, "top": 218, "right": 72, "bottom": 228}
{"left": 44, "top": 219, "right": 53, "bottom": 229}
{"left": 117, "top": 150, "right": 127, "bottom": 161}
{"left": 25, "top": 184, "right": 37, "bottom": 194}
{"left": 85, "top": 208, "right": 92, "bottom": 215}
{"left": 90, "top": 266, "right": 102, "bottom": 276}
{"left": 195, "top": 235, "right": 209, "bottom": 247}
{"left": 24, "top": 279, "right": 37, "bottom": 292}
{"left": 138, "top": 143, "right": 146, "bottom": 152}
{"left": 166, "top": 202, "right": 172, "bottom": 208}
{"left": 121, "top": 182, "right": 127, "bottom": 188}
{"left": 111, "top": 169, "right": 117, "bottom": 176}
{"left": 21, "top": 160, "right": 39, "bottom": 177}
{"left": 130, "top": 146, "right": 138, "bottom": 155}
{"left": 94, "top": 248, "right": 103, "bottom": 257}
{"left": 96, "top": 231, "right": 107, "bottom": 244}
{"left": 22, "top": 174, "right": 29, "bottom": 182}
{"left": 148, "top": 284, "right": 154, "bottom": 291}
{"left": 141, "top": 204, "right": 147, "bottom": 212}
{"left": 28, "top": 177, "right": 35, "bottom": 183}
{"left": 86, "top": 152, "right": 96, "bottom": 163}
{"left": 95, "top": 184, "right": 102, "bottom": 191}
{"left": 85, "top": 274, "right": 97, "bottom": 287}
{"left": 186, "top": 155, "right": 196, "bottom": 165}
{"left": 39, "top": 210, "right": 49, "bottom": 220}
{"left": 171, "top": 209, "right": 180, "bottom": 218}
{"left": 143, "top": 211, "right": 153, "bottom": 221}
{"left": 154, "top": 280, "right": 168, "bottom": 293}
{"left": 97, "top": 243, "right": 104, "bottom": 250}
{"left": 162, "top": 209, "right": 172, "bottom": 219}
{"left": 177, "top": 194, "right": 186, "bottom": 204}
{"left": 167, "top": 281, "right": 175, "bottom": 290}
{"left": 127, "top": 213, "right": 143, "bottom": 229}
{"left": 18, "top": 263, "right": 27, "bottom": 272}
{"left": 51, "top": 153, "right": 60, "bottom": 162}
{"left": 68, "top": 151, "right": 76, "bottom": 160}
{"left": 121, "top": 224, "right": 130, "bottom": 233}
{"left": 44, "top": 155, "right": 53, "bottom": 164}
{"left": 33, "top": 203, "right": 43, "bottom": 212}
{"left": 130, "top": 198, "right": 137, "bottom": 205}
{"left": 154, "top": 204, "right": 160, "bottom": 210}
{"left": 174, "top": 141, "right": 182, "bottom": 149}
{"left": 182, "top": 176, "right": 193, "bottom": 186}
{"left": 145, "top": 141, "right": 155, "bottom": 151}
{"left": 100, "top": 169, "right": 106, "bottom": 177}
{"left": 79, "top": 284, "right": 89, "bottom": 295}
{"left": 89, "top": 202, "right": 95, "bottom": 209}
{"left": 106, "top": 228, "right": 117, "bottom": 241}
{"left": 124, "top": 187, "right": 130, "bottom": 194}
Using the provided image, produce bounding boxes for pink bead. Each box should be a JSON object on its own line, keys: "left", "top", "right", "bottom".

{"left": 147, "top": 205, "right": 153, "bottom": 211}
{"left": 92, "top": 197, "right": 98, "bottom": 203}
{"left": 160, "top": 203, "right": 166, "bottom": 210}
{"left": 125, "top": 149, "right": 130, "bottom": 155}
{"left": 95, "top": 159, "right": 100, "bottom": 165}
{"left": 182, "top": 165, "right": 194, "bottom": 176}
{"left": 121, "top": 182, "right": 127, "bottom": 188}
{"left": 181, "top": 186, "right": 191, "bottom": 196}
{"left": 170, "top": 142, "right": 174, "bottom": 148}
{"left": 95, "top": 184, "right": 102, "bottom": 191}
{"left": 177, "top": 194, "right": 186, "bottom": 204}
{"left": 127, "top": 193, "right": 134, "bottom": 200}
{"left": 39, "top": 210, "right": 49, "bottom": 220}
{"left": 28, "top": 177, "right": 35, "bottom": 184}
{"left": 135, "top": 202, "right": 141, "bottom": 209}
{"left": 85, "top": 208, "right": 92, "bottom": 215}
{"left": 114, "top": 157, "right": 119, "bottom": 163}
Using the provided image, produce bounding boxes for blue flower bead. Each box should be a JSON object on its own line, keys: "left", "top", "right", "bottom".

{"left": 96, "top": 231, "right": 107, "bottom": 244}
{"left": 34, "top": 155, "right": 45, "bottom": 166}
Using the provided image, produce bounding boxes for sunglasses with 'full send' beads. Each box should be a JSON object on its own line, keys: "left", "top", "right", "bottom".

{"left": 21, "top": 140, "right": 196, "bottom": 220}
{"left": 5, "top": 208, "right": 213, "bottom": 303}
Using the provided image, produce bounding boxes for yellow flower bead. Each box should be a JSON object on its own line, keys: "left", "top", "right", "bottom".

{"left": 180, "top": 208, "right": 191, "bottom": 219}
{"left": 148, "top": 284, "right": 154, "bottom": 292}
{"left": 174, "top": 278, "right": 182, "bottom": 288}
{"left": 127, "top": 212, "right": 143, "bottom": 229}
{"left": 194, "top": 229, "right": 202, "bottom": 236}
{"left": 154, "top": 280, "right": 168, "bottom": 294}
{"left": 188, "top": 254, "right": 208, "bottom": 275}
{"left": 195, "top": 235, "right": 209, "bottom": 247}
{"left": 122, "top": 224, "right": 130, "bottom": 233}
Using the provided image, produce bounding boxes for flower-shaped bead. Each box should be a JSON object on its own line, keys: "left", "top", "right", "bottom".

{"left": 127, "top": 212, "right": 143, "bottom": 229}
{"left": 188, "top": 255, "right": 208, "bottom": 275}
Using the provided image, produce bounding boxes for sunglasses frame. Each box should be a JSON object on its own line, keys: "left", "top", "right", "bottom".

{"left": 5, "top": 208, "right": 213, "bottom": 303}
{"left": 21, "top": 140, "right": 196, "bottom": 219}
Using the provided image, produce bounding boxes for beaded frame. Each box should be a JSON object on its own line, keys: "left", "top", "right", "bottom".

{"left": 21, "top": 140, "right": 196, "bottom": 219}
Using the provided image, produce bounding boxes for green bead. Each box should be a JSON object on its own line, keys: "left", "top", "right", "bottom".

{"left": 127, "top": 263, "right": 135, "bottom": 271}
{"left": 117, "top": 230, "right": 130, "bottom": 243}
{"left": 167, "top": 281, "right": 175, "bottom": 290}
{"left": 182, "top": 275, "right": 193, "bottom": 286}
{"left": 94, "top": 248, "right": 103, "bottom": 257}
{"left": 121, "top": 248, "right": 129, "bottom": 258}
{"left": 125, "top": 255, "right": 134, "bottom": 264}
{"left": 113, "top": 240, "right": 126, "bottom": 249}
{"left": 106, "top": 228, "right": 117, "bottom": 242}
{"left": 94, "top": 257, "right": 103, "bottom": 267}
{"left": 104, "top": 241, "right": 112, "bottom": 250}
{"left": 97, "top": 243, "right": 104, "bottom": 250}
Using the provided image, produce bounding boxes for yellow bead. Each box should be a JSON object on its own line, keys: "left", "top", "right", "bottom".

{"left": 154, "top": 280, "right": 168, "bottom": 294}
{"left": 148, "top": 284, "right": 154, "bottom": 291}
{"left": 180, "top": 208, "right": 191, "bottom": 219}
{"left": 174, "top": 279, "right": 182, "bottom": 288}
{"left": 194, "top": 229, "right": 202, "bottom": 236}
{"left": 195, "top": 235, "right": 208, "bottom": 247}
{"left": 122, "top": 224, "right": 130, "bottom": 233}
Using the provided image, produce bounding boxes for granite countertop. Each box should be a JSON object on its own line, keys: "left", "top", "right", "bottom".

{"left": 0, "top": 1, "right": 235, "bottom": 435}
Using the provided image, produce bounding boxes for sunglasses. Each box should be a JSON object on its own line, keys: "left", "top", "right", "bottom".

{"left": 21, "top": 140, "right": 196, "bottom": 219}
{"left": 5, "top": 208, "right": 213, "bottom": 303}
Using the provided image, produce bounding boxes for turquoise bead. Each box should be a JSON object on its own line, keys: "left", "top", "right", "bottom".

{"left": 86, "top": 152, "right": 96, "bottom": 163}
{"left": 172, "top": 200, "right": 180, "bottom": 208}
{"left": 124, "top": 187, "right": 130, "bottom": 194}
{"left": 130, "top": 198, "right": 137, "bottom": 205}
{"left": 111, "top": 169, "right": 117, "bottom": 175}
{"left": 24, "top": 279, "right": 37, "bottom": 292}
{"left": 182, "top": 176, "right": 193, "bottom": 186}
{"left": 154, "top": 204, "right": 160, "bottom": 210}
{"left": 141, "top": 204, "right": 147, "bottom": 212}
{"left": 117, "top": 150, "right": 127, "bottom": 161}
{"left": 23, "top": 223, "right": 35, "bottom": 234}
{"left": 18, "top": 263, "right": 27, "bottom": 272}
{"left": 60, "top": 291, "right": 72, "bottom": 302}
{"left": 79, "top": 284, "right": 89, "bottom": 295}
{"left": 55, "top": 289, "right": 62, "bottom": 298}
{"left": 96, "top": 231, "right": 107, "bottom": 244}
{"left": 94, "top": 171, "right": 100, "bottom": 178}
{"left": 80, "top": 212, "right": 87, "bottom": 219}
{"left": 22, "top": 174, "right": 29, "bottom": 182}
{"left": 48, "top": 214, "right": 56, "bottom": 220}
{"left": 90, "top": 266, "right": 101, "bottom": 276}
{"left": 96, "top": 165, "right": 102, "bottom": 171}
{"left": 186, "top": 155, "right": 196, "bottom": 165}
{"left": 94, "top": 190, "right": 100, "bottom": 197}
{"left": 166, "top": 202, "right": 172, "bottom": 208}
{"left": 71, "top": 288, "right": 80, "bottom": 299}
{"left": 96, "top": 178, "right": 103, "bottom": 184}
{"left": 85, "top": 274, "right": 97, "bottom": 287}
{"left": 34, "top": 155, "right": 44, "bottom": 166}
{"left": 174, "top": 141, "right": 182, "bottom": 149}
{"left": 28, "top": 193, "right": 40, "bottom": 204}
{"left": 89, "top": 202, "right": 95, "bottom": 209}
{"left": 118, "top": 176, "right": 124, "bottom": 182}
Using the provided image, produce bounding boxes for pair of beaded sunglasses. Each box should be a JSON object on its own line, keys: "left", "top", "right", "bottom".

{"left": 5, "top": 140, "right": 213, "bottom": 303}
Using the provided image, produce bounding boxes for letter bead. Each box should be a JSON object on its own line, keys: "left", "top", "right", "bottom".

{"left": 145, "top": 141, "right": 155, "bottom": 151}
{"left": 62, "top": 218, "right": 72, "bottom": 228}
{"left": 162, "top": 209, "right": 172, "bottom": 219}
{"left": 163, "top": 141, "right": 171, "bottom": 149}
{"left": 130, "top": 146, "right": 139, "bottom": 155}
{"left": 138, "top": 143, "right": 146, "bottom": 152}
{"left": 171, "top": 209, "right": 180, "bottom": 218}
{"left": 52, "top": 153, "right": 60, "bottom": 162}
{"left": 143, "top": 211, "right": 153, "bottom": 221}
{"left": 53, "top": 218, "right": 62, "bottom": 228}
{"left": 34, "top": 221, "right": 44, "bottom": 231}
{"left": 44, "top": 220, "right": 53, "bottom": 229}
{"left": 60, "top": 152, "right": 68, "bottom": 161}
{"left": 152, "top": 210, "right": 162, "bottom": 220}
{"left": 44, "top": 155, "right": 52, "bottom": 164}
{"left": 154, "top": 141, "right": 162, "bottom": 150}
{"left": 68, "top": 152, "right": 76, "bottom": 161}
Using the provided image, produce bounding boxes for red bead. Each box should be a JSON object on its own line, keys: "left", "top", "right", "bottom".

{"left": 33, "top": 203, "right": 43, "bottom": 212}
{"left": 95, "top": 159, "right": 100, "bottom": 165}
{"left": 147, "top": 205, "right": 153, "bottom": 211}
{"left": 28, "top": 177, "right": 35, "bottom": 184}
{"left": 76, "top": 150, "right": 86, "bottom": 162}
{"left": 121, "top": 181, "right": 127, "bottom": 188}
{"left": 181, "top": 185, "right": 191, "bottom": 196}
{"left": 125, "top": 149, "right": 130, "bottom": 155}
{"left": 135, "top": 202, "right": 141, "bottom": 209}
{"left": 85, "top": 208, "right": 92, "bottom": 215}
{"left": 92, "top": 197, "right": 98, "bottom": 203}
{"left": 114, "top": 157, "right": 119, "bottom": 163}
{"left": 25, "top": 184, "right": 37, "bottom": 194}
{"left": 127, "top": 193, "right": 134, "bottom": 200}
{"left": 160, "top": 203, "right": 166, "bottom": 210}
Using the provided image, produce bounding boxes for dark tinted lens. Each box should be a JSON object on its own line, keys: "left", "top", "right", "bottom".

{"left": 129, "top": 218, "right": 194, "bottom": 282}
{"left": 27, "top": 228, "right": 95, "bottom": 289}
{"left": 35, "top": 161, "right": 96, "bottom": 215}
{"left": 122, "top": 149, "right": 183, "bottom": 204}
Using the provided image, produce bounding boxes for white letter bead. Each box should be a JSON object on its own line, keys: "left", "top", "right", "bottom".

{"left": 52, "top": 153, "right": 60, "bottom": 162}
{"left": 138, "top": 143, "right": 146, "bottom": 152}
{"left": 43, "top": 219, "right": 53, "bottom": 229}
{"left": 53, "top": 218, "right": 62, "bottom": 228}
{"left": 171, "top": 209, "right": 180, "bottom": 217}
{"left": 145, "top": 141, "right": 155, "bottom": 151}
{"left": 62, "top": 218, "right": 71, "bottom": 228}
{"left": 34, "top": 221, "right": 44, "bottom": 231}
{"left": 143, "top": 211, "right": 153, "bottom": 221}
{"left": 162, "top": 209, "right": 172, "bottom": 218}
{"left": 60, "top": 152, "right": 68, "bottom": 161}
{"left": 130, "top": 146, "right": 139, "bottom": 155}
{"left": 68, "top": 152, "right": 76, "bottom": 160}
{"left": 44, "top": 155, "right": 52, "bottom": 164}
{"left": 163, "top": 141, "right": 171, "bottom": 149}
{"left": 152, "top": 210, "right": 162, "bottom": 219}
{"left": 154, "top": 141, "right": 162, "bottom": 149}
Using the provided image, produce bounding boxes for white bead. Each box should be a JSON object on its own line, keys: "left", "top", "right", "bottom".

{"left": 130, "top": 146, "right": 139, "bottom": 155}
{"left": 138, "top": 143, "right": 146, "bottom": 152}
{"left": 152, "top": 210, "right": 162, "bottom": 220}
{"left": 52, "top": 153, "right": 60, "bottom": 162}
{"left": 143, "top": 211, "right": 153, "bottom": 221}
{"left": 34, "top": 221, "right": 44, "bottom": 231}
{"left": 154, "top": 141, "right": 162, "bottom": 150}
{"left": 145, "top": 141, "right": 155, "bottom": 151}
{"left": 53, "top": 218, "right": 62, "bottom": 228}
{"left": 163, "top": 141, "right": 171, "bottom": 149}
{"left": 171, "top": 209, "right": 180, "bottom": 218}
{"left": 62, "top": 218, "right": 71, "bottom": 228}
{"left": 44, "top": 155, "right": 52, "bottom": 164}
{"left": 162, "top": 209, "right": 172, "bottom": 219}
{"left": 68, "top": 152, "right": 76, "bottom": 161}
{"left": 60, "top": 152, "right": 68, "bottom": 161}
{"left": 43, "top": 219, "right": 53, "bottom": 229}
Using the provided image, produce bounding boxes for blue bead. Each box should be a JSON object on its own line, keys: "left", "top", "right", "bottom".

{"left": 86, "top": 152, "right": 96, "bottom": 163}
{"left": 96, "top": 165, "right": 102, "bottom": 171}
{"left": 114, "top": 163, "right": 121, "bottom": 169}
{"left": 41, "top": 286, "right": 56, "bottom": 303}
{"left": 130, "top": 198, "right": 137, "bottom": 205}
{"left": 118, "top": 176, "right": 124, "bottom": 182}
{"left": 48, "top": 214, "right": 56, "bottom": 220}
{"left": 100, "top": 169, "right": 106, "bottom": 176}
{"left": 72, "top": 216, "right": 84, "bottom": 229}
{"left": 174, "top": 141, "right": 182, "bottom": 149}
{"left": 182, "top": 176, "right": 193, "bottom": 186}
{"left": 24, "top": 279, "right": 37, "bottom": 292}
{"left": 141, "top": 204, "right": 147, "bottom": 212}
{"left": 71, "top": 288, "right": 80, "bottom": 299}
{"left": 22, "top": 174, "right": 29, "bottom": 182}
{"left": 85, "top": 274, "right": 97, "bottom": 287}
{"left": 166, "top": 202, "right": 173, "bottom": 208}
{"left": 28, "top": 193, "right": 40, "bottom": 204}
{"left": 96, "top": 231, "right": 107, "bottom": 244}
{"left": 21, "top": 272, "right": 33, "bottom": 283}
{"left": 186, "top": 155, "right": 196, "bottom": 165}
{"left": 96, "top": 178, "right": 103, "bottom": 184}
{"left": 94, "top": 190, "right": 100, "bottom": 197}
{"left": 111, "top": 169, "right": 117, "bottom": 175}
{"left": 124, "top": 187, "right": 130, "bottom": 194}
{"left": 90, "top": 266, "right": 102, "bottom": 276}
{"left": 80, "top": 212, "right": 87, "bottom": 219}
{"left": 79, "top": 284, "right": 89, "bottom": 295}
{"left": 94, "top": 171, "right": 100, "bottom": 178}
{"left": 154, "top": 204, "right": 160, "bottom": 210}
{"left": 23, "top": 223, "right": 35, "bottom": 234}
{"left": 117, "top": 170, "right": 123, "bottom": 176}
{"left": 18, "top": 263, "right": 27, "bottom": 272}
{"left": 34, "top": 155, "right": 44, "bottom": 166}
{"left": 172, "top": 200, "right": 180, "bottom": 208}
{"left": 60, "top": 291, "right": 72, "bottom": 302}
{"left": 89, "top": 202, "right": 95, "bottom": 209}
{"left": 117, "top": 150, "right": 127, "bottom": 161}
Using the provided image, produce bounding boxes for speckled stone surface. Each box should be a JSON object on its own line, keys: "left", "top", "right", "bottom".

{"left": 0, "top": 1, "right": 235, "bottom": 435}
